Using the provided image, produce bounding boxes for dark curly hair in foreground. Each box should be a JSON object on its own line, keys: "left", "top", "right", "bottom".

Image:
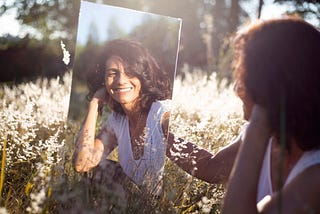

{"left": 233, "top": 17, "right": 320, "bottom": 151}
{"left": 87, "top": 39, "right": 172, "bottom": 115}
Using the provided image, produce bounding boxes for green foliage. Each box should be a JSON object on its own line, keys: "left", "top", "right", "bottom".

{"left": 0, "top": 0, "right": 80, "bottom": 40}
{"left": 130, "top": 17, "right": 181, "bottom": 79}
{"left": 1, "top": 0, "right": 319, "bottom": 83}
{"left": 0, "top": 0, "right": 248, "bottom": 81}
{"left": 275, "top": 0, "right": 320, "bottom": 25}
{"left": 0, "top": 35, "right": 69, "bottom": 82}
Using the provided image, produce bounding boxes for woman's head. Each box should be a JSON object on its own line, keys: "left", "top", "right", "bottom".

{"left": 233, "top": 17, "right": 320, "bottom": 150}
{"left": 87, "top": 39, "right": 172, "bottom": 115}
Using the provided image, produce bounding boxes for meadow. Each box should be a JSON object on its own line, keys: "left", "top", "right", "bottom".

{"left": 0, "top": 65, "right": 245, "bottom": 213}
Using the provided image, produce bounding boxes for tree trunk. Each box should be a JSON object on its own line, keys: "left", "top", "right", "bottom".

{"left": 257, "top": 0, "right": 264, "bottom": 19}
{"left": 229, "top": 0, "right": 240, "bottom": 33}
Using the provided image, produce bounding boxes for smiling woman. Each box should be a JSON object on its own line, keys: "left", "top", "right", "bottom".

{"left": 105, "top": 55, "right": 142, "bottom": 110}
{"left": 72, "top": 39, "right": 172, "bottom": 197}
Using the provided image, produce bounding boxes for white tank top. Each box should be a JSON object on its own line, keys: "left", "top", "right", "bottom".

{"left": 103, "top": 100, "right": 170, "bottom": 195}
{"left": 257, "top": 139, "right": 320, "bottom": 203}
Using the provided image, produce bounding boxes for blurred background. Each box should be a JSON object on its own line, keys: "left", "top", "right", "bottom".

{"left": 0, "top": 0, "right": 319, "bottom": 83}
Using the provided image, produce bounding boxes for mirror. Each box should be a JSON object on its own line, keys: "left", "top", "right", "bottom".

{"left": 67, "top": 0, "right": 181, "bottom": 208}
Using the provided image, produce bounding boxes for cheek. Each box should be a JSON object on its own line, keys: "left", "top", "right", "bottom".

{"left": 105, "top": 83, "right": 112, "bottom": 94}
{"left": 243, "top": 100, "right": 253, "bottom": 120}
{"left": 105, "top": 79, "right": 112, "bottom": 89}
{"left": 133, "top": 79, "right": 142, "bottom": 91}
{"left": 239, "top": 93, "right": 254, "bottom": 120}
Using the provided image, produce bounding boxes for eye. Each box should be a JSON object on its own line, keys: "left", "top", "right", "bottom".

{"left": 124, "top": 67, "right": 136, "bottom": 78}
{"left": 105, "top": 68, "right": 118, "bottom": 78}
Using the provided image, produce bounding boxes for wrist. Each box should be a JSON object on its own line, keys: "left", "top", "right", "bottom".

{"left": 88, "top": 99, "right": 100, "bottom": 112}
{"left": 90, "top": 97, "right": 100, "bottom": 105}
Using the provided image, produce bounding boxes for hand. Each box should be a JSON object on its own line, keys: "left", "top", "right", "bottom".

{"left": 91, "top": 87, "right": 108, "bottom": 107}
{"left": 246, "top": 105, "right": 271, "bottom": 143}
{"left": 249, "top": 105, "right": 269, "bottom": 127}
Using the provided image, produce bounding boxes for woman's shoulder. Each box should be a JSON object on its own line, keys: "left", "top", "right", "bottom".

{"left": 259, "top": 163, "right": 320, "bottom": 213}
{"left": 290, "top": 147, "right": 320, "bottom": 184}
{"left": 102, "top": 111, "right": 126, "bottom": 129}
{"left": 266, "top": 163, "right": 320, "bottom": 213}
{"left": 286, "top": 148, "right": 320, "bottom": 185}
{"left": 151, "top": 99, "right": 172, "bottom": 112}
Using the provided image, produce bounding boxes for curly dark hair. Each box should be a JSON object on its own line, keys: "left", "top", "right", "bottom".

{"left": 233, "top": 17, "right": 320, "bottom": 151}
{"left": 86, "top": 39, "right": 172, "bottom": 115}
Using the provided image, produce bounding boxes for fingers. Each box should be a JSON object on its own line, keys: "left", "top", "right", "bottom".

{"left": 249, "top": 105, "right": 268, "bottom": 125}
{"left": 246, "top": 105, "right": 271, "bottom": 141}
{"left": 92, "top": 87, "right": 107, "bottom": 104}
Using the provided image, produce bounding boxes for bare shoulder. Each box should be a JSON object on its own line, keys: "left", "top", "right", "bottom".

{"left": 261, "top": 164, "right": 320, "bottom": 214}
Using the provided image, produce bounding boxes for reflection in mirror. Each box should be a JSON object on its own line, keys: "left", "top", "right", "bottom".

{"left": 68, "top": 1, "right": 181, "bottom": 211}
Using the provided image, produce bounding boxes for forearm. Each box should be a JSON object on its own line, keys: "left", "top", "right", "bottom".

{"left": 166, "top": 133, "right": 239, "bottom": 184}
{"left": 74, "top": 140, "right": 104, "bottom": 172}
{"left": 73, "top": 99, "right": 103, "bottom": 172}
{"left": 222, "top": 107, "right": 270, "bottom": 213}
{"left": 167, "top": 136, "right": 211, "bottom": 176}
{"left": 222, "top": 130, "right": 267, "bottom": 213}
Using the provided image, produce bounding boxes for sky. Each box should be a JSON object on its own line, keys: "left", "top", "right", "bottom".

{"left": 76, "top": 1, "right": 180, "bottom": 45}
{"left": 0, "top": 7, "right": 20, "bottom": 36}
{"left": 242, "top": 0, "right": 295, "bottom": 20}
{"left": 0, "top": 0, "right": 316, "bottom": 38}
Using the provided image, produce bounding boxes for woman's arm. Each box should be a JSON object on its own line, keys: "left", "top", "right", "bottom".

{"left": 162, "top": 112, "right": 240, "bottom": 184}
{"left": 222, "top": 105, "right": 270, "bottom": 214}
{"left": 73, "top": 88, "right": 115, "bottom": 172}
{"left": 223, "top": 105, "right": 320, "bottom": 214}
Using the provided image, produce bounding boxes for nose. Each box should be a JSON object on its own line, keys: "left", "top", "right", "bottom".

{"left": 115, "top": 71, "right": 129, "bottom": 84}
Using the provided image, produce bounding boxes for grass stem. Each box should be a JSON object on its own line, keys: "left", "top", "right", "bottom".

{"left": 0, "top": 133, "right": 7, "bottom": 205}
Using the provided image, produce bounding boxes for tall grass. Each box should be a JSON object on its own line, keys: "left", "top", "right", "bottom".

{"left": 0, "top": 65, "right": 245, "bottom": 213}
{"left": 0, "top": 73, "right": 71, "bottom": 212}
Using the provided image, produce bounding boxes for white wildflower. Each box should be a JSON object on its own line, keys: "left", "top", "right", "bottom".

{"left": 0, "top": 207, "right": 8, "bottom": 214}
{"left": 60, "top": 40, "right": 70, "bottom": 65}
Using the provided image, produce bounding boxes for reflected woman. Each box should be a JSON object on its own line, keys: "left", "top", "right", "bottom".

{"left": 73, "top": 39, "right": 172, "bottom": 196}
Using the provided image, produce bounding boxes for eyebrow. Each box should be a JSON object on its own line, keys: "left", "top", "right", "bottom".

{"left": 105, "top": 68, "right": 120, "bottom": 72}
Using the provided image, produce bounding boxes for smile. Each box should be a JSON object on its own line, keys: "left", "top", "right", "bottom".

{"left": 112, "top": 87, "right": 133, "bottom": 93}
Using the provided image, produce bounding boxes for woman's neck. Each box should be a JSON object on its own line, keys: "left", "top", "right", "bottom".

{"left": 270, "top": 137, "right": 304, "bottom": 191}
{"left": 121, "top": 102, "right": 140, "bottom": 117}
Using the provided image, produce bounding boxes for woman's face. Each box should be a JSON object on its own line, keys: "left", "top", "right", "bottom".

{"left": 105, "top": 56, "right": 142, "bottom": 111}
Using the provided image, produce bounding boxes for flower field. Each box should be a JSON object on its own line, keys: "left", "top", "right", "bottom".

{"left": 0, "top": 66, "right": 245, "bottom": 213}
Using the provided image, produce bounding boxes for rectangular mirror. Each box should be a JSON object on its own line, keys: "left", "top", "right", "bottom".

{"left": 67, "top": 1, "right": 181, "bottom": 209}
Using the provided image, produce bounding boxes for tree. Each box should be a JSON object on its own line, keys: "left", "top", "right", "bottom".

{"left": 106, "top": 17, "right": 126, "bottom": 41}
{"left": 258, "top": 0, "right": 264, "bottom": 19}
{"left": 0, "top": 0, "right": 80, "bottom": 41}
{"left": 275, "top": 0, "right": 320, "bottom": 25}
{"left": 2, "top": 0, "right": 318, "bottom": 82}
{"left": 130, "top": 17, "right": 181, "bottom": 79}
{"left": 87, "top": 21, "right": 100, "bottom": 45}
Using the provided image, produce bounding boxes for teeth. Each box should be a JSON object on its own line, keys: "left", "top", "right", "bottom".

{"left": 115, "top": 87, "right": 132, "bottom": 92}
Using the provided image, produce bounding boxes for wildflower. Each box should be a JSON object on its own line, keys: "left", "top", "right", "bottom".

{"left": 60, "top": 41, "right": 70, "bottom": 65}
{"left": 0, "top": 207, "right": 8, "bottom": 214}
